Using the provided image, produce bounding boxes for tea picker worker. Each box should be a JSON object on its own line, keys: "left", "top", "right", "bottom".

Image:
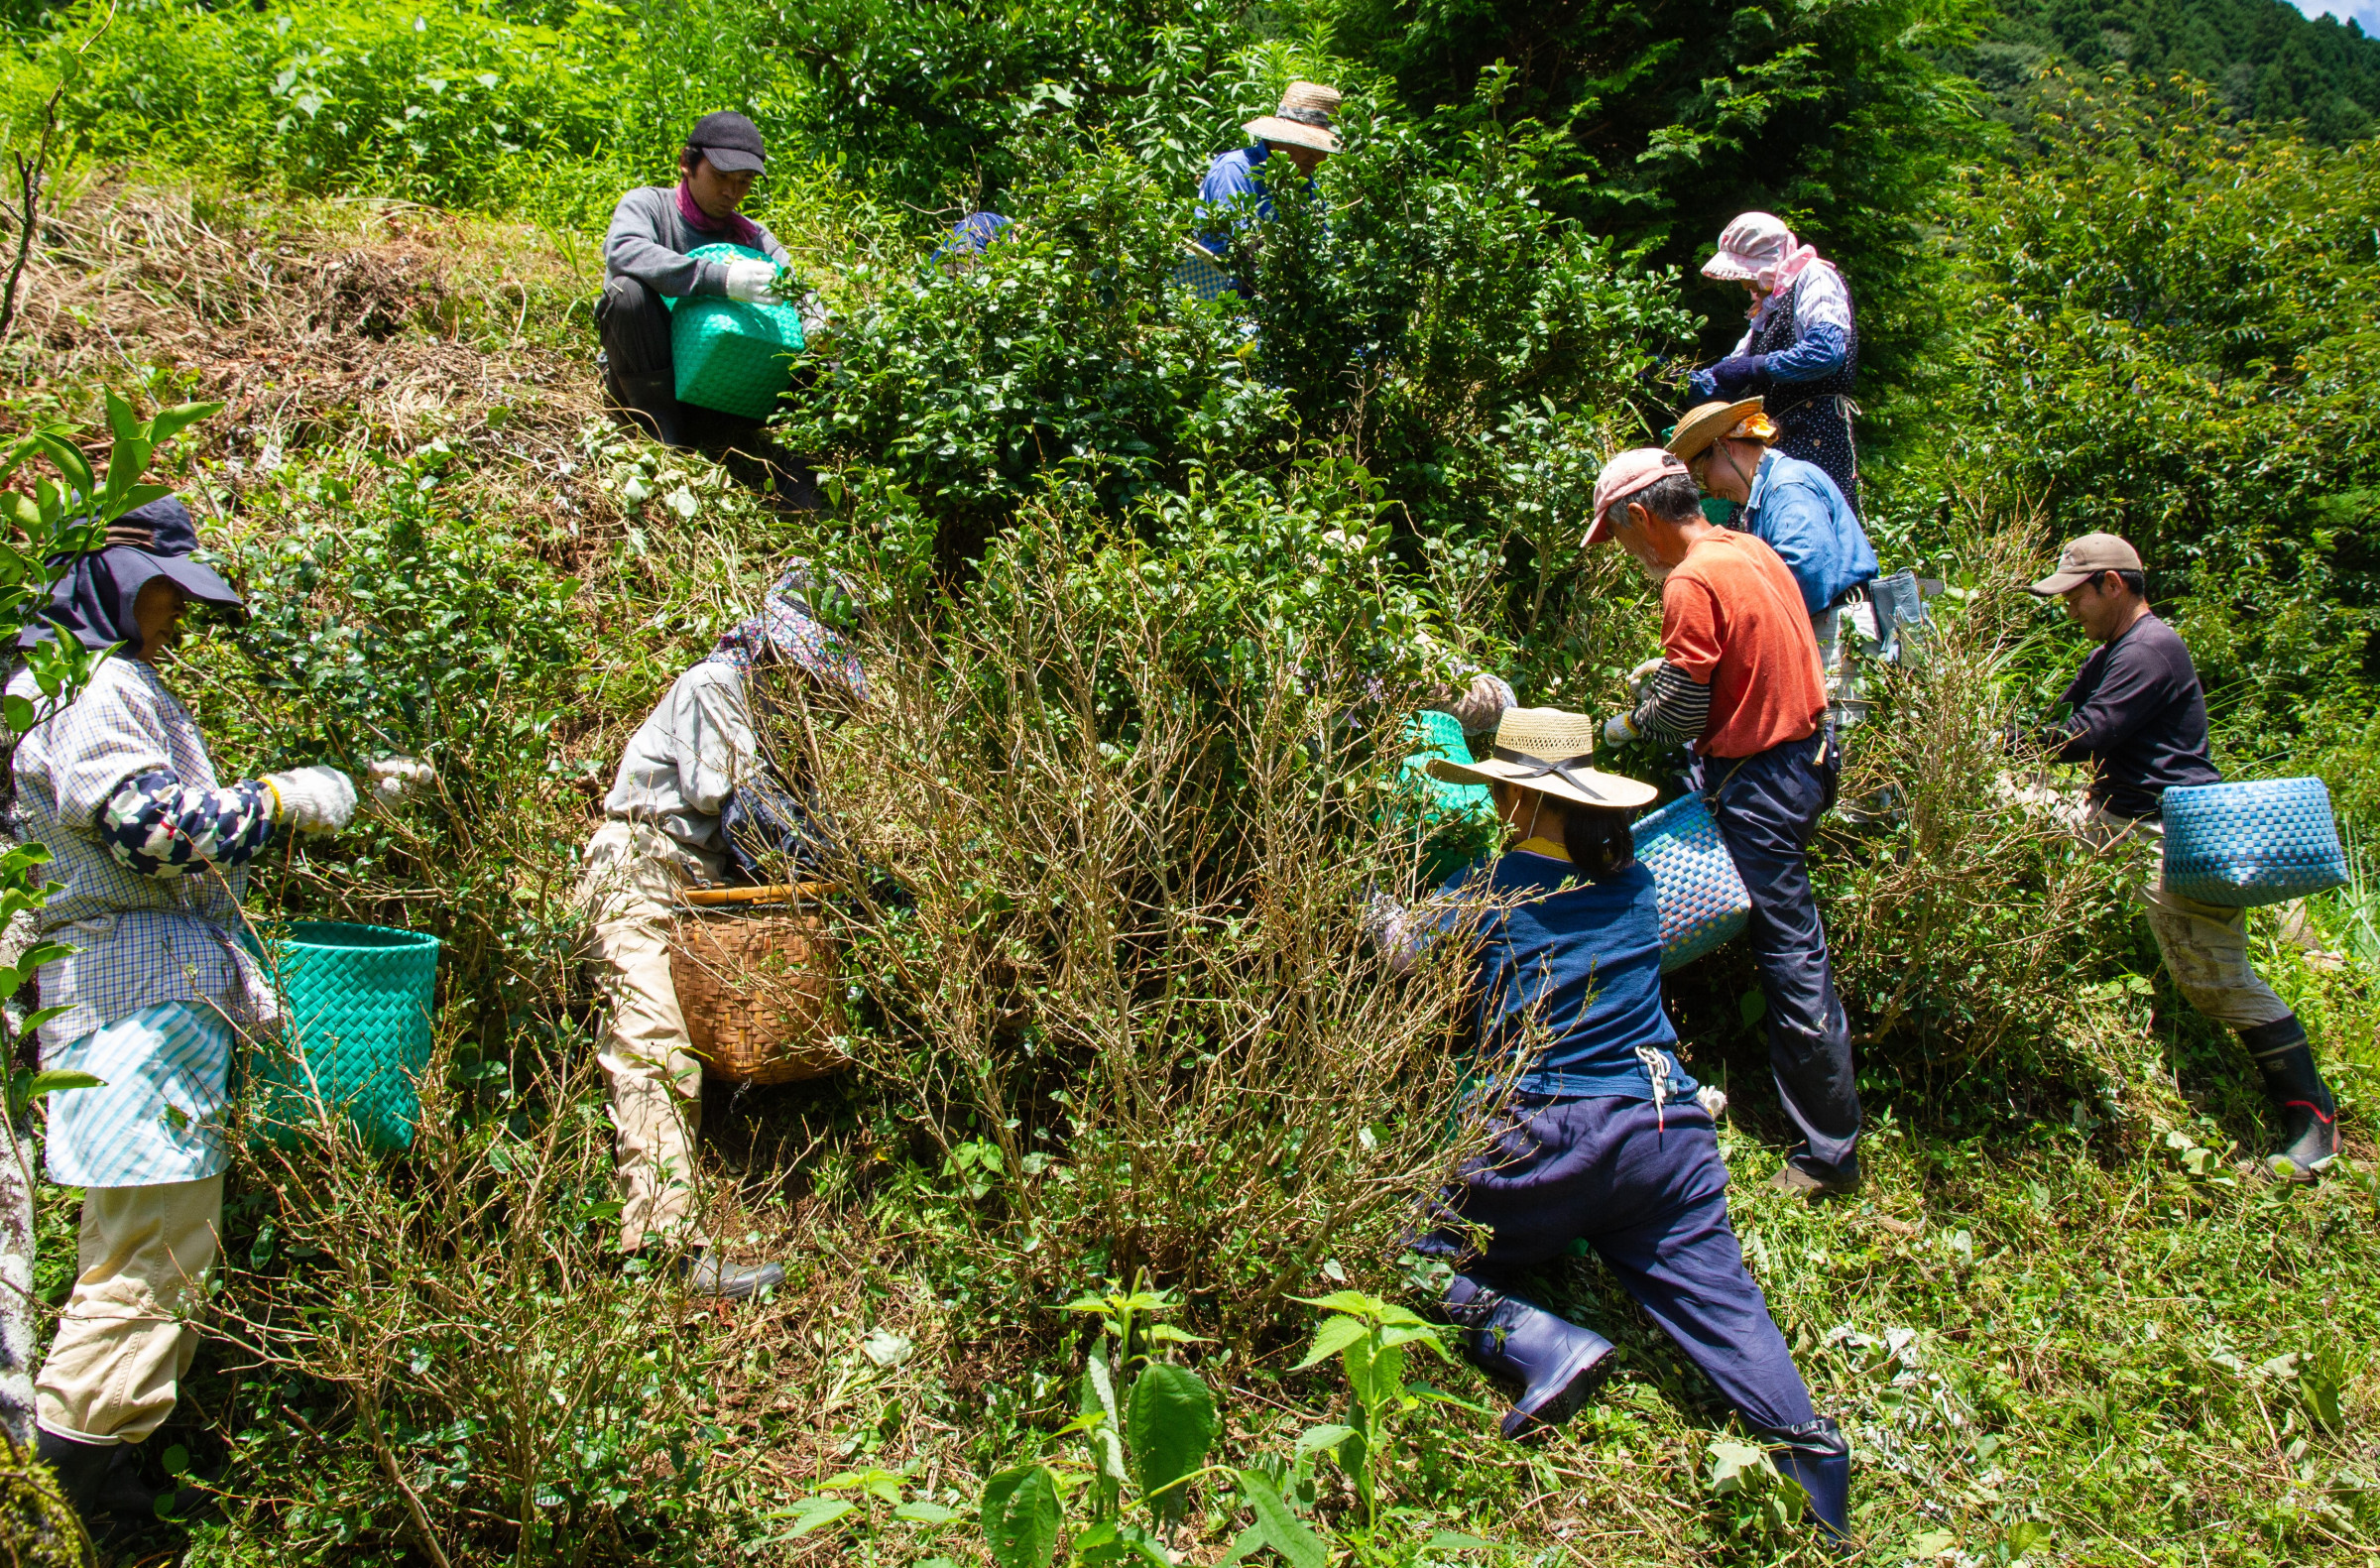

{"left": 1689, "top": 213, "right": 1861, "bottom": 510}
{"left": 1668, "top": 397, "right": 1877, "bottom": 676}
{"left": 601, "top": 111, "right": 809, "bottom": 453}
{"left": 6, "top": 497, "right": 426, "bottom": 1542}
{"left": 1370, "top": 707, "right": 1850, "bottom": 1542}
{"left": 577, "top": 568, "right": 863, "bottom": 1297}
{"left": 2024, "top": 535, "right": 2339, "bottom": 1180}
{"left": 1194, "top": 81, "right": 1342, "bottom": 260}
{"left": 1590, "top": 451, "right": 1861, "bottom": 1200}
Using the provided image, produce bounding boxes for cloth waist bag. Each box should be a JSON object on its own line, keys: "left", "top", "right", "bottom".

{"left": 2159, "top": 778, "right": 2347, "bottom": 907}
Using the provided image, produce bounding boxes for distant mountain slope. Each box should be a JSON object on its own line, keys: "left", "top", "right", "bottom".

{"left": 1979, "top": 0, "right": 2380, "bottom": 139}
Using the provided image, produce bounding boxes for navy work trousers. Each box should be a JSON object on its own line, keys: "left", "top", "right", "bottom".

{"left": 1706, "top": 734, "right": 1860, "bottom": 1178}
{"left": 1426, "top": 1095, "right": 1816, "bottom": 1435}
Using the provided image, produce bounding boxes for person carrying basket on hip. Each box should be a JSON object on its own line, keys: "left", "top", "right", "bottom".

{"left": 2022, "top": 533, "right": 2339, "bottom": 1180}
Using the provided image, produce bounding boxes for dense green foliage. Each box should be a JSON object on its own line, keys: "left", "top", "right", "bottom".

{"left": 1985, "top": 0, "right": 2380, "bottom": 139}
{"left": 2, "top": 0, "right": 2379, "bottom": 1557}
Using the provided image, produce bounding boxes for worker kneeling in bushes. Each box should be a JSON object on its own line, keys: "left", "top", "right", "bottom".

{"left": 600, "top": 112, "right": 809, "bottom": 463}
{"left": 8, "top": 498, "right": 424, "bottom": 1543}
{"left": 576, "top": 568, "right": 862, "bottom": 1297}
{"left": 1370, "top": 707, "right": 1850, "bottom": 1543}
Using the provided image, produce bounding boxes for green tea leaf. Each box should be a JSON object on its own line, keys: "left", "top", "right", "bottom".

{"left": 1237, "top": 1469, "right": 1327, "bottom": 1568}
{"left": 980, "top": 1463, "right": 1060, "bottom": 1568}
{"left": 1291, "top": 1312, "right": 1368, "bottom": 1371}
{"left": 1127, "top": 1362, "right": 1216, "bottom": 1520}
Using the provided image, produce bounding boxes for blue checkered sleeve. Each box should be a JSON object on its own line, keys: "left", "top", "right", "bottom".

{"left": 99, "top": 769, "right": 274, "bottom": 878}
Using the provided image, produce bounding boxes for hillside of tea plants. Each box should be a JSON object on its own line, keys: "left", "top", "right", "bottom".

{"left": 4, "top": 0, "right": 2380, "bottom": 1561}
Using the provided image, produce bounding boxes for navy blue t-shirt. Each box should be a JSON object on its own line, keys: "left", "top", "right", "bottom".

{"left": 1434, "top": 852, "right": 1695, "bottom": 1101}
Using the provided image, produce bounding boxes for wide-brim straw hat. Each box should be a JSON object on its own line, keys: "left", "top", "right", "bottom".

{"left": 1244, "top": 80, "right": 1342, "bottom": 156}
{"left": 1427, "top": 706, "right": 1658, "bottom": 812}
{"left": 1667, "top": 397, "right": 1769, "bottom": 464}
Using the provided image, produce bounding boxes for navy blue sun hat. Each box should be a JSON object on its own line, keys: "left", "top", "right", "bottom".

{"left": 21, "top": 495, "right": 246, "bottom": 655}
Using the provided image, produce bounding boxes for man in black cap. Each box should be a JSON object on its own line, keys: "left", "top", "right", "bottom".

{"left": 601, "top": 111, "right": 797, "bottom": 452}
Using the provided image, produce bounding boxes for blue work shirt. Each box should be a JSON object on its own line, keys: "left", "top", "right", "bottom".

{"left": 1195, "top": 144, "right": 1310, "bottom": 256}
{"left": 1736, "top": 448, "right": 1878, "bottom": 614}
{"left": 1434, "top": 852, "right": 1695, "bottom": 1103}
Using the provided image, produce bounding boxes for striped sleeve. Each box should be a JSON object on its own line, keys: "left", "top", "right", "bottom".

{"left": 1630, "top": 663, "right": 1713, "bottom": 746}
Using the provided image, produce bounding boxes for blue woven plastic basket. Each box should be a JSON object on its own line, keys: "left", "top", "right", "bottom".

{"left": 667, "top": 243, "right": 806, "bottom": 419}
{"left": 1632, "top": 793, "right": 1751, "bottom": 973}
{"left": 2160, "top": 778, "right": 2346, "bottom": 908}
{"left": 1172, "top": 242, "right": 1239, "bottom": 302}
{"left": 250, "top": 921, "right": 440, "bottom": 1152}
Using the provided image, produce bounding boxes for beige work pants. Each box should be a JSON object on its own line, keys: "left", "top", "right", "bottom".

{"left": 2079, "top": 805, "right": 2293, "bottom": 1029}
{"left": 578, "top": 820, "right": 723, "bottom": 1250}
{"left": 36, "top": 1174, "right": 222, "bottom": 1444}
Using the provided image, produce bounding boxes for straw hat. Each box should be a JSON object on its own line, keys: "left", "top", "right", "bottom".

{"left": 1666, "top": 398, "right": 1771, "bottom": 464}
{"left": 1244, "top": 81, "right": 1342, "bottom": 156}
{"left": 1427, "top": 707, "right": 1658, "bottom": 811}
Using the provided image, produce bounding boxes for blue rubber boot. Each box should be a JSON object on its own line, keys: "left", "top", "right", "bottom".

{"left": 1762, "top": 1416, "right": 1851, "bottom": 1544}
{"left": 1442, "top": 1273, "right": 1616, "bottom": 1441}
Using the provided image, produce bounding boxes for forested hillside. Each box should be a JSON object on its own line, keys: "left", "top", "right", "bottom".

{"left": 1, "top": 0, "right": 2378, "bottom": 1560}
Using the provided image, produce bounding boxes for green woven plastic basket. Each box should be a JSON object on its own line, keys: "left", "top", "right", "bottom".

{"left": 250, "top": 921, "right": 440, "bottom": 1152}
{"left": 667, "top": 242, "right": 806, "bottom": 419}
{"left": 1387, "top": 710, "right": 1499, "bottom": 884}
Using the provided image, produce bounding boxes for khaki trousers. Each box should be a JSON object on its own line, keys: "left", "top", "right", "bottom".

{"left": 2080, "top": 804, "right": 2293, "bottom": 1029}
{"left": 578, "top": 820, "right": 723, "bottom": 1250}
{"left": 36, "top": 1174, "right": 222, "bottom": 1444}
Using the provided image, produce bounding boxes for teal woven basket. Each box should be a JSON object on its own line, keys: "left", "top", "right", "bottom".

{"left": 1389, "top": 710, "right": 1499, "bottom": 885}
{"left": 251, "top": 921, "right": 440, "bottom": 1152}
{"left": 1632, "top": 793, "right": 1751, "bottom": 973}
{"left": 667, "top": 242, "right": 806, "bottom": 419}
{"left": 2161, "top": 778, "right": 2347, "bottom": 908}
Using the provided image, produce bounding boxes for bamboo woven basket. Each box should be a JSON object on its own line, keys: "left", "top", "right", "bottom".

{"left": 668, "top": 885, "right": 847, "bottom": 1086}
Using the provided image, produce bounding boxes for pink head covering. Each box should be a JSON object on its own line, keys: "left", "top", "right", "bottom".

{"left": 1588, "top": 449, "right": 1692, "bottom": 544}
{"left": 1701, "top": 211, "right": 1821, "bottom": 293}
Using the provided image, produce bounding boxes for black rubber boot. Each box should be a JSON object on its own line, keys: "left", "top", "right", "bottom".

{"left": 2240, "top": 1017, "right": 2338, "bottom": 1180}
{"left": 37, "top": 1426, "right": 161, "bottom": 1552}
{"left": 603, "top": 367, "right": 687, "bottom": 448}
{"left": 1759, "top": 1415, "right": 1851, "bottom": 1544}
{"left": 1442, "top": 1273, "right": 1616, "bottom": 1441}
{"left": 681, "top": 1249, "right": 784, "bottom": 1300}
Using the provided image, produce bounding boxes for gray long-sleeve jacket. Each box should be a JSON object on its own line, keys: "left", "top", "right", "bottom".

{"left": 603, "top": 185, "right": 791, "bottom": 300}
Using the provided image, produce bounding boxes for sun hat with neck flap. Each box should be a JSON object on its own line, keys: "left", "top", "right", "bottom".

{"left": 1428, "top": 707, "right": 1658, "bottom": 811}
{"left": 20, "top": 495, "right": 245, "bottom": 655}
{"left": 1244, "top": 81, "right": 1343, "bottom": 155}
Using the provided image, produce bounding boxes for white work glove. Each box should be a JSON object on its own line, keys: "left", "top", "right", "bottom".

{"left": 1626, "top": 657, "right": 1667, "bottom": 698}
{"left": 1435, "top": 671, "right": 1515, "bottom": 736}
{"left": 366, "top": 755, "right": 436, "bottom": 805}
{"left": 723, "top": 259, "right": 779, "bottom": 304}
{"left": 1603, "top": 711, "right": 1640, "bottom": 747}
{"left": 262, "top": 766, "right": 358, "bottom": 834}
{"left": 796, "top": 290, "right": 833, "bottom": 344}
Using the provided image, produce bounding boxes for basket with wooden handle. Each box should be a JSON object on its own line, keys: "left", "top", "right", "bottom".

{"left": 668, "top": 884, "right": 847, "bottom": 1086}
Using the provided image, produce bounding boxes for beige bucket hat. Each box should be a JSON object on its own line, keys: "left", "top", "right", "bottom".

{"left": 1427, "top": 707, "right": 1659, "bottom": 811}
{"left": 2028, "top": 532, "right": 2144, "bottom": 596}
{"left": 1244, "top": 81, "right": 1343, "bottom": 156}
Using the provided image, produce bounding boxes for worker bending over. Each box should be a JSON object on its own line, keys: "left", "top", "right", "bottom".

{"left": 1592, "top": 451, "right": 1859, "bottom": 1199}
{"left": 1373, "top": 707, "right": 1849, "bottom": 1543}
{"left": 577, "top": 569, "right": 862, "bottom": 1294}
{"left": 1670, "top": 397, "right": 1876, "bottom": 676}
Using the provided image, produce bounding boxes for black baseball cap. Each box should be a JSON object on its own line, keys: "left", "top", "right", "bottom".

{"left": 685, "top": 111, "right": 767, "bottom": 175}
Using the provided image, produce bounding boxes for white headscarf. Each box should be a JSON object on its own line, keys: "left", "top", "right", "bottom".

{"left": 1701, "top": 211, "right": 1822, "bottom": 293}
